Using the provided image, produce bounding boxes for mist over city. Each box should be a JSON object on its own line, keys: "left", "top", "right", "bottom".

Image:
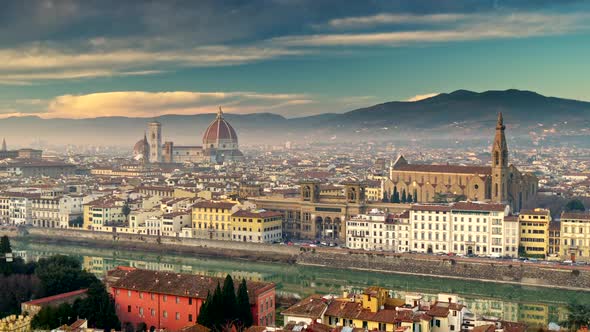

{"left": 1, "top": 1, "right": 590, "bottom": 332}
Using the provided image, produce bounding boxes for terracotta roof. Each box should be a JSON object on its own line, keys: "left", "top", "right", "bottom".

{"left": 561, "top": 212, "right": 590, "bottom": 221}
{"left": 324, "top": 300, "right": 400, "bottom": 324}
{"left": 232, "top": 210, "right": 283, "bottom": 219}
{"left": 426, "top": 302, "right": 450, "bottom": 317}
{"left": 281, "top": 295, "right": 328, "bottom": 320}
{"left": 411, "top": 204, "right": 452, "bottom": 212}
{"left": 192, "top": 201, "right": 237, "bottom": 209}
{"left": 452, "top": 202, "right": 507, "bottom": 212}
{"left": 472, "top": 324, "right": 496, "bottom": 332}
{"left": 203, "top": 110, "right": 238, "bottom": 143}
{"left": 23, "top": 289, "right": 88, "bottom": 306}
{"left": 393, "top": 163, "right": 491, "bottom": 175}
{"left": 111, "top": 269, "right": 273, "bottom": 303}
{"left": 519, "top": 209, "right": 550, "bottom": 216}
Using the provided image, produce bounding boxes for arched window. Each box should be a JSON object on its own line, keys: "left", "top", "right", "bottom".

{"left": 494, "top": 151, "right": 499, "bottom": 166}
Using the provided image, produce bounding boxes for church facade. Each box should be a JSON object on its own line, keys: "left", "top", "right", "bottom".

{"left": 384, "top": 113, "right": 537, "bottom": 211}
{"left": 133, "top": 108, "right": 243, "bottom": 164}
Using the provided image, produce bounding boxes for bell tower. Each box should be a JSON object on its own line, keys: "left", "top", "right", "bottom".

{"left": 491, "top": 112, "right": 509, "bottom": 202}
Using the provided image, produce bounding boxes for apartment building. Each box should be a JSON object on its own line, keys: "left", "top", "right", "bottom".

{"left": 346, "top": 211, "right": 396, "bottom": 251}
{"left": 518, "top": 208, "right": 551, "bottom": 258}
{"left": 560, "top": 211, "right": 590, "bottom": 262}
{"left": 191, "top": 201, "right": 237, "bottom": 240}
{"left": 409, "top": 202, "right": 512, "bottom": 257}
{"left": 231, "top": 209, "right": 283, "bottom": 243}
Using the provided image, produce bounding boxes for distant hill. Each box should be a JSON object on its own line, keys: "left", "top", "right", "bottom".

{"left": 2, "top": 89, "right": 590, "bottom": 148}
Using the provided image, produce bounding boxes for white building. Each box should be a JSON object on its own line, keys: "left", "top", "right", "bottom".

{"left": 160, "top": 211, "right": 192, "bottom": 237}
{"left": 346, "top": 210, "right": 396, "bottom": 251}
{"left": 409, "top": 202, "right": 513, "bottom": 257}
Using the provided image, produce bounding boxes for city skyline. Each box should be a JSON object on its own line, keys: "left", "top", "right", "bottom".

{"left": 0, "top": 1, "right": 589, "bottom": 119}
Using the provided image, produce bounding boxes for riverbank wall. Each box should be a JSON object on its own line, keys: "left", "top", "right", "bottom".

{"left": 3, "top": 227, "right": 590, "bottom": 290}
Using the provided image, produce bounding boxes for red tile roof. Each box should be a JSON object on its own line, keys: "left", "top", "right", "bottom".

{"left": 23, "top": 288, "right": 88, "bottom": 306}
{"left": 393, "top": 164, "right": 491, "bottom": 175}
{"left": 110, "top": 269, "right": 273, "bottom": 304}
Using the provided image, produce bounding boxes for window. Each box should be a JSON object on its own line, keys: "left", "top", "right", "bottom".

{"left": 151, "top": 293, "right": 155, "bottom": 300}
{"left": 127, "top": 305, "right": 131, "bottom": 313}
{"left": 163, "top": 311, "right": 168, "bottom": 318}
{"left": 163, "top": 295, "right": 167, "bottom": 302}
{"left": 176, "top": 296, "right": 180, "bottom": 304}
{"left": 189, "top": 298, "right": 192, "bottom": 305}
{"left": 189, "top": 314, "right": 193, "bottom": 322}
{"left": 151, "top": 309, "right": 156, "bottom": 317}
{"left": 176, "top": 312, "right": 180, "bottom": 320}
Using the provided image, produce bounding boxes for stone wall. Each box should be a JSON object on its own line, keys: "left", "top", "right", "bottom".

{"left": 297, "top": 250, "right": 590, "bottom": 289}
{"left": 3, "top": 227, "right": 299, "bottom": 262}
{"left": 3, "top": 227, "right": 590, "bottom": 290}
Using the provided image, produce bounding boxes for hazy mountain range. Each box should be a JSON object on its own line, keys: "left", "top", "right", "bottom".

{"left": 3, "top": 89, "right": 590, "bottom": 149}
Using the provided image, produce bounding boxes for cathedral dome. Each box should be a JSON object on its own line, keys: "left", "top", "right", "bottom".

{"left": 133, "top": 134, "right": 150, "bottom": 159}
{"left": 203, "top": 107, "right": 238, "bottom": 149}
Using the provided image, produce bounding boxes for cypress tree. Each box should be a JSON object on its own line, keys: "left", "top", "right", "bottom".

{"left": 392, "top": 186, "right": 400, "bottom": 203}
{"left": 382, "top": 191, "right": 389, "bottom": 203}
{"left": 413, "top": 190, "right": 418, "bottom": 203}
{"left": 407, "top": 193, "right": 413, "bottom": 203}
{"left": 236, "top": 279, "right": 253, "bottom": 327}
{"left": 221, "top": 274, "right": 237, "bottom": 322}
{"left": 401, "top": 189, "right": 407, "bottom": 203}
{"left": 211, "top": 282, "right": 223, "bottom": 329}
{"left": 0, "top": 236, "right": 11, "bottom": 254}
{"left": 197, "top": 292, "right": 212, "bottom": 328}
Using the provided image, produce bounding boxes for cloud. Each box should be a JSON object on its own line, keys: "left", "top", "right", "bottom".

{"left": 41, "top": 91, "right": 312, "bottom": 119}
{"left": 324, "top": 13, "right": 467, "bottom": 29}
{"left": 0, "top": 43, "right": 302, "bottom": 84}
{"left": 275, "top": 12, "right": 590, "bottom": 46}
{"left": 406, "top": 93, "right": 440, "bottom": 102}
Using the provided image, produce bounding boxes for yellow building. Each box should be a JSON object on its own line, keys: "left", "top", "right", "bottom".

{"left": 560, "top": 212, "right": 590, "bottom": 262}
{"left": 323, "top": 287, "right": 413, "bottom": 332}
{"left": 518, "top": 208, "right": 551, "bottom": 258}
{"left": 191, "top": 201, "right": 236, "bottom": 240}
{"left": 230, "top": 209, "right": 283, "bottom": 243}
{"left": 82, "top": 197, "right": 126, "bottom": 231}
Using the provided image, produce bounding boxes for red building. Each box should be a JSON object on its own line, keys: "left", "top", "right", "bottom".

{"left": 107, "top": 267, "right": 275, "bottom": 332}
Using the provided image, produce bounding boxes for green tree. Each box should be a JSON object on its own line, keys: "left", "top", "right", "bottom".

{"left": 413, "top": 190, "right": 418, "bottom": 203}
{"left": 236, "top": 279, "right": 253, "bottom": 327}
{"left": 382, "top": 191, "right": 389, "bottom": 203}
{"left": 563, "top": 300, "right": 590, "bottom": 330}
{"left": 197, "top": 292, "right": 212, "bottom": 328}
{"left": 221, "top": 275, "right": 237, "bottom": 322}
{"left": 0, "top": 236, "right": 11, "bottom": 254}
{"left": 122, "top": 202, "right": 131, "bottom": 218}
{"left": 565, "top": 199, "right": 585, "bottom": 212}
{"left": 401, "top": 189, "right": 407, "bottom": 203}
{"left": 391, "top": 186, "right": 400, "bottom": 203}
{"left": 69, "top": 216, "right": 84, "bottom": 228}
{"left": 407, "top": 193, "right": 413, "bottom": 203}
{"left": 35, "top": 255, "right": 98, "bottom": 297}
{"left": 31, "top": 302, "right": 75, "bottom": 330}
{"left": 74, "top": 282, "right": 120, "bottom": 332}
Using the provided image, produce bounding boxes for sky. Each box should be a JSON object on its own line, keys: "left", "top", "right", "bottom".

{"left": 0, "top": 0, "right": 589, "bottom": 119}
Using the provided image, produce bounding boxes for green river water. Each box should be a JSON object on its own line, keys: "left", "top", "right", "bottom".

{"left": 11, "top": 239, "right": 590, "bottom": 329}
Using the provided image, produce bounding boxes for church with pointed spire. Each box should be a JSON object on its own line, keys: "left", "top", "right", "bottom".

{"left": 384, "top": 113, "right": 537, "bottom": 211}
{"left": 132, "top": 107, "right": 243, "bottom": 164}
